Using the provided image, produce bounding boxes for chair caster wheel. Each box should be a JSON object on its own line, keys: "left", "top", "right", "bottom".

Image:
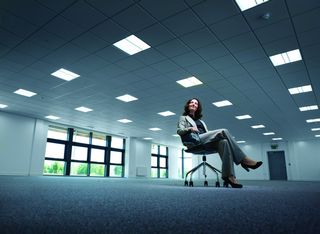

{"left": 223, "top": 181, "right": 229, "bottom": 187}
{"left": 189, "top": 181, "right": 193, "bottom": 187}
{"left": 216, "top": 182, "right": 220, "bottom": 187}
{"left": 204, "top": 181, "right": 208, "bottom": 186}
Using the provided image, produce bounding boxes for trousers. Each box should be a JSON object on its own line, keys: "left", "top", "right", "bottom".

{"left": 199, "top": 128, "right": 246, "bottom": 178}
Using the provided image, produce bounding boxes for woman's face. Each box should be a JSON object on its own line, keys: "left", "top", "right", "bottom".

{"left": 188, "top": 99, "right": 198, "bottom": 113}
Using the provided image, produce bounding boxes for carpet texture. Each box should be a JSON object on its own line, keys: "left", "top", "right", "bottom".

{"left": 0, "top": 176, "right": 319, "bottom": 233}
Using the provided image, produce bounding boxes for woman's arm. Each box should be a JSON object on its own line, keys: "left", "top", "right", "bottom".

{"left": 177, "top": 116, "right": 192, "bottom": 136}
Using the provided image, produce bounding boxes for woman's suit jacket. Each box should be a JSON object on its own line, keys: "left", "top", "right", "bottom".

{"left": 177, "top": 115, "right": 224, "bottom": 147}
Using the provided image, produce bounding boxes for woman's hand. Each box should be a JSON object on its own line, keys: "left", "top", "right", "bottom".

{"left": 189, "top": 127, "right": 199, "bottom": 133}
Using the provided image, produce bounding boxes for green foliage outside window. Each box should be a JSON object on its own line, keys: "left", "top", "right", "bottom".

{"left": 43, "top": 160, "right": 65, "bottom": 175}
{"left": 90, "top": 164, "right": 104, "bottom": 176}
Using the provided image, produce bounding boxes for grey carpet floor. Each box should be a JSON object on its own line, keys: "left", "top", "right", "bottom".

{"left": 0, "top": 176, "right": 319, "bottom": 234}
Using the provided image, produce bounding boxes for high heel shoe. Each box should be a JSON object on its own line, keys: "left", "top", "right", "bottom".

{"left": 241, "top": 161, "right": 263, "bottom": 172}
{"left": 222, "top": 177, "right": 243, "bottom": 188}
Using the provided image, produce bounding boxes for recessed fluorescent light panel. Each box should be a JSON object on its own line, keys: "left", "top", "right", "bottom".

{"left": 176, "top": 76, "right": 203, "bottom": 88}
{"left": 173, "top": 134, "right": 179, "bottom": 137}
{"left": 251, "top": 125, "right": 265, "bottom": 129}
{"left": 288, "top": 85, "right": 312, "bottom": 95}
{"left": 118, "top": 119, "right": 132, "bottom": 123}
{"left": 263, "top": 132, "right": 275, "bottom": 135}
{"left": 149, "top": 128, "right": 162, "bottom": 131}
{"left": 0, "top": 104, "right": 8, "bottom": 108}
{"left": 51, "top": 68, "right": 80, "bottom": 81}
{"left": 14, "top": 89, "right": 37, "bottom": 97}
{"left": 269, "top": 49, "right": 302, "bottom": 66}
{"left": 213, "top": 100, "right": 233, "bottom": 107}
{"left": 235, "top": 115, "right": 252, "bottom": 120}
{"left": 236, "top": 141, "right": 246, "bottom": 144}
{"left": 272, "top": 138, "right": 283, "bottom": 141}
{"left": 306, "top": 118, "right": 320, "bottom": 123}
{"left": 235, "top": 0, "right": 269, "bottom": 11}
{"left": 315, "top": 135, "right": 320, "bottom": 138}
{"left": 75, "top": 106, "right": 93, "bottom": 112}
{"left": 311, "top": 128, "right": 320, "bottom": 131}
{"left": 45, "top": 115, "right": 60, "bottom": 120}
{"left": 158, "top": 111, "right": 176, "bottom": 117}
{"left": 113, "top": 35, "right": 150, "bottom": 55}
{"left": 144, "top": 137, "right": 153, "bottom": 140}
{"left": 116, "top": 94, "right": 138, "bottom": 103}
{"left": 299, "top": 105, "right": 318, "bottom": 112}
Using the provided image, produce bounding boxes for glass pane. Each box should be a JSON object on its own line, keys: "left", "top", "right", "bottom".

{"left": 92, "top": 133, "right": 106, "bottom": 146}
{"left": 70, "top": 162, "right": 88, "bottom": 176}
{"left": 43, "top": 160, "right": 65, "bottom": 175}
{"left": 90, "top": 163, "right": 105, "bottom": 176}
{"left": 47, "top": 126, "right": 68, "bottom": 141}
{"left": 110, "top": 151, "right": 122, "bottom": 164}
{"left": 151, "top": 144, "right": 158, "bottom": 154}
{"left": 111, "top": 136, "right": 123, "bottom": 149}
{"left": 151, "top": 156, "right": 157, "bottom": 167}
{"left": 73, "top": 130, "right": 90, "bottom": 144}
{"left": 109, "top": 165, "right": 122, "bottom": 177}
{"left": 91, "top": 148, "right": 105, "bottom": 163}
{"left": 160, "top": 157, "right": 166, "bottom": 167}
{"left": 151, "top": 168, "right": 158, "bottom": 178}
{"left": 160, "top": 169, "right": 167, "bottom": 178}
{"left": 159, "top": 145, "right": 167, "bottom": 155}
{"left": 71, "top": 146, "right": 88, "bottom": 161}
{"left": 45, "top": 142, "right": 65, "bottom": 159}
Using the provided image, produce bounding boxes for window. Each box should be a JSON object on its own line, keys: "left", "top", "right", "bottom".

{"left": 151, "top": 144, "right": 168, "bottom": 178}
{"left": 178, "top": 149, "right": 192, "bottom": 178}
{"left": 43, "top": 126, "right": 125, "bottom": 177}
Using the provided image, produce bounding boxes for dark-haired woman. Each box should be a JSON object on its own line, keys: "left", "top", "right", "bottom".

{"left": 177, "top": 98, "right": 263, "bottom": 188}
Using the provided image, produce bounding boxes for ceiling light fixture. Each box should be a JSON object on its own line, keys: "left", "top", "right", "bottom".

{"left": 311, "top": 128, "right": 320, "bottom": 131}
{"left": 235, "top": 115, "right": 252, "bottom": 120}
{"left": 75, "top": 106, "right": 93, "bottom": 112}
{"left": 235, "top": 0, "right": 269, "bottom": 11}
{"left": 149, "top": 128, "right": 162, "bottom": 131}
{"left": 0, "top": 104, "right": 8, "bottom": 108}
{"left": 14, "top": 89, "right": 37, "bottom": 97}
{"left": 288, "top": 85, "right": 312, "bottom": 95}
{"left": 263, "top": 132, "right": 275, "bottom": 135}
{"left": 158, "top": 111, "right": 176, "bottom": 117}
{"left": 251, "top": 125, "right": 265, "bottom": 129}
{"left": 117, "top": 119, "right": 132, "bottom": 123}
{"left": 236, "top": 140, "right": 246, "bottom": 144}
{"left": 269, "top": 49, "right": 302, "bottom": 66}
{"left": 116, "top": 94, "right": 138, "bottom": 102}
{"left": 176, "top": 76, "right": 203, "bottom": 88}
{"left": 299, "top": 105, "right": 318, "bottom": 112}
{"left": 306, "top": 118, "right": 320, "bottom": 123}
{"left": 272, "top": 138, "right": 283, "bottom": 141}
{"left": 113, "top": 35, "right": 150, "bottom": 55}
{"left": 51, "top": 68, "right": 80, "bottom": 81}
{"left": 213, "top": 100, "right": 233, "bottom": 107}
{"left": 45, "top": 115, "right": 60, "bottom": 120}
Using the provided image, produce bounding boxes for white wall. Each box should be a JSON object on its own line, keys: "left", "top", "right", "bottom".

{"left": 0, "top": 111, "right": 48, "bottom": 175}
{"left": 178, "top": 140, "right": 320, "bottom": 181}
{"left": 126, "top": 137, "right": 151, "bottom": 178}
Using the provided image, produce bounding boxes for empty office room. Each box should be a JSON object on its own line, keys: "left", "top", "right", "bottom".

{"left": 0, "top": 0, "right": 319, "bottom": 233}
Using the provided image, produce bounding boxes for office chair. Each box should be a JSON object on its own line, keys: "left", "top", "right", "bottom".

{"left": 184, "top": 144, "right": 225, "bottom": 187}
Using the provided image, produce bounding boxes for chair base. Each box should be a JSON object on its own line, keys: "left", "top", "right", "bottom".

{"left": 184, "top": 156, "right": 222, "bottom": 187}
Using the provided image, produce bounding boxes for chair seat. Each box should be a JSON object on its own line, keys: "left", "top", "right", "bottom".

{"left": 185, "top": 144, "right": 217, "bottom": 155}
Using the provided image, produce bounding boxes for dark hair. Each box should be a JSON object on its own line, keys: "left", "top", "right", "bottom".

{"left": 183, "top": 98, "right": 203, "bottom": 120}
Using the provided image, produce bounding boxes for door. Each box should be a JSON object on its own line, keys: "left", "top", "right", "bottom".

{"left": 267, "top": 151, "right": 287, "bottom": 180}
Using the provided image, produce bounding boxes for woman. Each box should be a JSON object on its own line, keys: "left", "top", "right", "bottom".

{"left": 177, "top": 98, "right": 262, "bottom": 188}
